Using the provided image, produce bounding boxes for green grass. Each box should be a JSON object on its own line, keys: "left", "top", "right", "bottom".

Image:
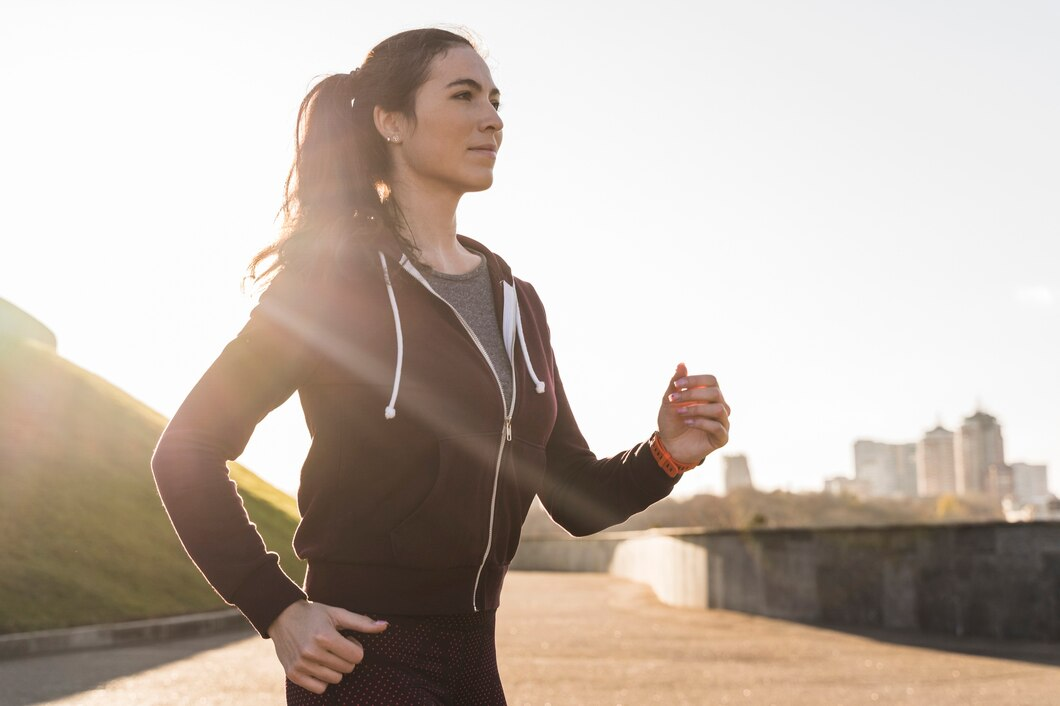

{"left": 0, "top": 338, "right": 305, "bottom": 634}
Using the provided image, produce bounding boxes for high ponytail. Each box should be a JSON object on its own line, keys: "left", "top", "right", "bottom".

{"left": 246, "top": 27, "right": 478, "bottom": 290}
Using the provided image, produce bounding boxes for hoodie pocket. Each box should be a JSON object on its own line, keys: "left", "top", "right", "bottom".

{"left": 389, "top": 433, "right": 501, "bottom": 569}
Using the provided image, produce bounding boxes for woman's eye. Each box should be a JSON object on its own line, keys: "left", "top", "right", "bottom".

{"left": 452, "top": 92, "right": 500, "bottom": 110}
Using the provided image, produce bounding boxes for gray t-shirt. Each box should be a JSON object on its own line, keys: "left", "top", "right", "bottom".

{"left": 423, "top": 253, "right": 514, "bottom": 408}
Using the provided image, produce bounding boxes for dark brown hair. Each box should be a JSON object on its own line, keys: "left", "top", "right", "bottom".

{"left": 245, "top": 27, "right": 478, "bottom": 289}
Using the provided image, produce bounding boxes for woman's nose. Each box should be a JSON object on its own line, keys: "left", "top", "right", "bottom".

{"left": 483, "top": 105, "right": 503, "bottom": 133}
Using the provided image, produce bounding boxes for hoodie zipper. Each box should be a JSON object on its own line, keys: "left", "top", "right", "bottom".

{"left": 399, "top": 259, "right": 517, "bottom": 611}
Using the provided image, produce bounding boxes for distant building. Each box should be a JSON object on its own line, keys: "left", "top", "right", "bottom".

{"left": 722, "top": 454, "right": 753, "bottom": 493}
{"left": 916, "top": 425, "right": 956, "bottom": 496}
{"left": 824, "top": 475, "right": 871, "bottom": 498}
{"left": 1010, "top": 462, "right": 1049, "bottom": 506}
{"left": 895, "top": 443, "right": 918, "bottom": 497}
{"left": 955, "top": 410, "right": 1005, "bottom": 496}
{"left": 987, "top": 463, "right": 1014, "bottom": 500}
{"left": 854, "top": 439, "right": 917, "bottom": 498}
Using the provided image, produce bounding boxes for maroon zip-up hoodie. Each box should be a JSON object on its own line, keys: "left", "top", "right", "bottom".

{"left": 151, "top": 234, "right": 681, "bottom": 638}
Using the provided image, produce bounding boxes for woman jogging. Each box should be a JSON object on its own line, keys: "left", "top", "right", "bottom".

{"left": 151, "top": 27, "right": 730, "bottom": 705}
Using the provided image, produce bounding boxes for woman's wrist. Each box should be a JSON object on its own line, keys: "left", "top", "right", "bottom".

{"left": 649, "top": 432, "right": 701, "bottom": 478}
{"left": 268, "top": 598, "right": 309, "bottom": 638}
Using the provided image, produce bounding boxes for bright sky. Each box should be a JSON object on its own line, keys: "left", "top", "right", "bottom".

{"left": 3, "top": 1, "right": 1057, "bottom": 499}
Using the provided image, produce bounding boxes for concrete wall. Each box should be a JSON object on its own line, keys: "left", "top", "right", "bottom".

{"left": 512, "top": 522, "right": 1060, "bottom": 641}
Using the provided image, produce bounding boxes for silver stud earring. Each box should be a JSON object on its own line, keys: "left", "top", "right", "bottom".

{"left": 388, "top": 135, "right": 401, "bottom": 144}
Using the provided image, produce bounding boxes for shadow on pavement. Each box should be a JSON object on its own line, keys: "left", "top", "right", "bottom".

{"left": 810, "top": 622, "right": 1060, "bottom": 669}
{"left": 0, "top": 627, "right": 255, "bottom": 706}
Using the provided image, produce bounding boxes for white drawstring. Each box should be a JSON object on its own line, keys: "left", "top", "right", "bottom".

{"left": 380, "top": 250, "right": 544, "bottom": 421}
{"left": 514, "top": 292, "right": 546, "bottom": 394}
{"left": 379, "top": 252, "right": 403, "bottom": 419}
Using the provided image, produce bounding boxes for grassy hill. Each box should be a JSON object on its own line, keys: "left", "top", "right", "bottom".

{"left": 0, "top": 297, "right": 56, "bottom": 349}
{"left": 0, "top": 338, "right": 304, "bottom": 634}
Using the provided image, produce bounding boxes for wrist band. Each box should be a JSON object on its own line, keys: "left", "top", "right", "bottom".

{"left": 649, "top": 432, "right": 699, "bottom": 478}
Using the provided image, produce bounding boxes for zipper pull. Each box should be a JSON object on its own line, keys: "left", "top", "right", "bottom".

{"left": 505, "top": 416, "right": 512, "bottom": 441}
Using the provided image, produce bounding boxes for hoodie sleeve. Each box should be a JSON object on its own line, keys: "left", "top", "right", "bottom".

{"left": 525, "top": 285, "right": 680, "bottom": 537}
{"left": 151, "top": 272, "right": 318, "bottom": 638}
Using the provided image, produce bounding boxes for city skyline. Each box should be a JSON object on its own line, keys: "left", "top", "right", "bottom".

{"left": 845, "top": 404, "right": 1053, "bottom": 510}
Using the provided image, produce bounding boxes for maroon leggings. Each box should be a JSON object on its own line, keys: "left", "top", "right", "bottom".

{"left": 284, "top": 610, "right": 506, "bottom": 705}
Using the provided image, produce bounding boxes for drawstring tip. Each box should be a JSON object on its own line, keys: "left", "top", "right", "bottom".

{"left": 535, "top": 382, "right": 546, "bottom": 394}
{"left": 385, "top": 406, "right": 397, "bottom": 419}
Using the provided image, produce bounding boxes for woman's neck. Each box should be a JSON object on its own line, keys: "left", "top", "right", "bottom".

{"left": 389, "top": 182, "right": 479, "bottom": 275}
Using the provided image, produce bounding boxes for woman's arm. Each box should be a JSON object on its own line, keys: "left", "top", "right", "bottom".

{"left": 151, "top": 272, "right": 319, "bottom": 637}
{"left": 537, "top": 362, "right": 683, "bottom": 536}
{"left": 537, "top": 359, "right": 730, "bottom": 537}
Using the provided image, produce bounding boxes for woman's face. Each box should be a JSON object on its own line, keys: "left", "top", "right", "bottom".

{"left": 384, "top": 46, "right": 503, "bottom": 196}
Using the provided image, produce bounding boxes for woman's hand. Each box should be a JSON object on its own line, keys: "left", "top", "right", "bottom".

{"left": 268, "top": 599, "right": 389, "bottom": 694}
{"left": 657, "top": 362, "right": 731, "bottom": 465}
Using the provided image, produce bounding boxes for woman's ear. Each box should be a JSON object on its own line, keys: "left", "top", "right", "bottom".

{"left": 373, "top": 105, "right": 407, "bottom": 144}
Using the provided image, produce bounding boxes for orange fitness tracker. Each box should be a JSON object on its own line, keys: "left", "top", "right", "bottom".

{"left": 649, "top": 432, "right": 700, "bottom": 478}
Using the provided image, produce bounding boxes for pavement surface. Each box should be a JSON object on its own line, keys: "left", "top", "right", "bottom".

{"left": 2, "top": 571, "right": 1058, "bottom": 705}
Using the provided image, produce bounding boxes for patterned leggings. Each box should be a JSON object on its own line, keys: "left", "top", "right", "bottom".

{"left": 285, "top": 610, "right": 506, "bottom": 705}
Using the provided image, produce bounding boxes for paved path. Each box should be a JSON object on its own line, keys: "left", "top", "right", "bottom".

{"left": 3, "top": 572, "right": 1058, "bottom": 705}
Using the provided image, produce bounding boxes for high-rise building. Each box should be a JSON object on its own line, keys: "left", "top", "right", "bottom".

{"left": 722, "top": 454, "right": 753, "bottom": 494}
{"left": 987, "top": 463, "right": 1014, "bottom": 499}
{"left": 955, "top": 410, "right": 1005, "bottom": 496}
{"left": 1010, "top": 462, "right": 1049, "bottom": 506}
{"left": 854, "top": 440, "right": 917, "bottom": 498}
{"left": 895, "top": 443, "right": 918, "bottom": 498}
{"left": 916, "top": 425, "right": 956, "bottom": 496}
{"left": 854, "top": 440, "right": 888, "bottom": 496}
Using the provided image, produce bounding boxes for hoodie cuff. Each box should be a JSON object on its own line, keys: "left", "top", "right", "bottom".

{"left": 230, "top": 557, "right": 308, "bottom": 639}
{"left": 635, "top": 436, "right": 683, "bottom": 492}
